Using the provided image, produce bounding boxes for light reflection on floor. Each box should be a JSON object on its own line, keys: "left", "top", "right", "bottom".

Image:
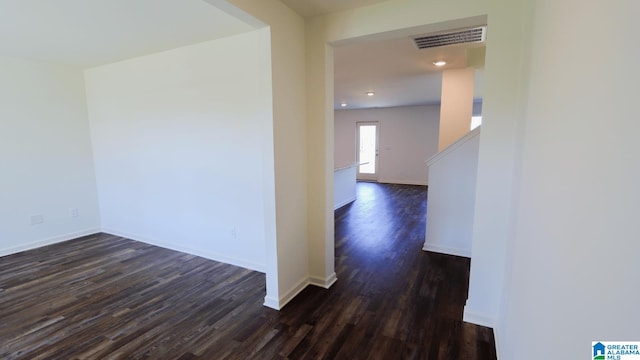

{"left": 337, "top": 181, "right": 426, "bottom": 254}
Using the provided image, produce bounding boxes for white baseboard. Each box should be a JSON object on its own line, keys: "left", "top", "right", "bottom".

{"left": 0, "top": 228, "right": 101, "bottom": 257}
{"left": 265, "top": 273, "right": 338, "bottom": 311}
{"left": 377, "top": 179, "right": 428, "bottom": 186}
{"left": 463, "top": 304, "right": 494, "bottom": 328}
{"left": 309, "top": 272, "right": 337, "bottom": 289}
{"left": 334, "top": 197, "right": 356, "bottom": 210}
{"left": 494, "top": 321, "right": 504, "bottom": 359}
{"left": 422, "top": 242, "right": 471, "bottom": 258}
{"left": 464, "top": 305, "right": 502, "bottom": 358}
{"left": 278, "top": 277, "right": 311, "bottom": 309}
{"left": 263, "top": 294, "right": 281, "bottom": 310}
{"left": 102, "top": 228, "right": 266, "bottom": 273}
{"left": 263, "top": 276, "right": 311, "bottom": 310}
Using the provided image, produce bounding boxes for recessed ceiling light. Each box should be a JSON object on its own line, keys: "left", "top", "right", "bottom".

{"left": 433, "top": 60, "right": 447, "bottom": 67}
{"left": 340, "top": 102, "right": 347, "bottom": 107}
{"left": 366, "top": 91, "right": 375, "bottom": 96}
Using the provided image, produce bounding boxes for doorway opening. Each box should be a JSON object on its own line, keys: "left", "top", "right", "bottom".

{"left": 356, "top": 122, "right": 379, "bottom": 181}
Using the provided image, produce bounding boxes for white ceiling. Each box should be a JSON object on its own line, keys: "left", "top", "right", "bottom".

{"left": 1, "top": 0, "right": 485, "bottom": 108}
{"left": 280, "top": 0, "right": 389, "bottom": 18}
{"left": 0, "top": 0, "right": 255, "bottom": 67}
{"left": 280, "top": 0, "right": 486, "bottom": 110}
{"left": 334, "top": 36, "right": 485, "bottom": 110}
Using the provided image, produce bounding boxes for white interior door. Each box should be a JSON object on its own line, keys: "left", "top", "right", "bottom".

{"left": 356, "top": 122, "right": 379, "bottom": 181}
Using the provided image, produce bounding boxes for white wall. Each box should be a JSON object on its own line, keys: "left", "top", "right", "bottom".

{"left": 498, "top": 0, "right": 640, "bottom": 358}
{"left": 424, "top": 128, "right": 480, "bottom": 258}
{"left": 333, "top": 165, "right": 357, "bottom": 210}
{"left": 439, "top": 68, "right": 475, "bottom": 150}
{"left": 334, "top": 112, "right": 357, "bottom": 170}
{"left": 0, "top": 57, "right": 101, "bottom": 255}
{"left": 224, "top": 0, "right": 311, "bottom": 309}
{"left": 306, "top": 0, "right": 529, "bottom": 335}
{"left": 84, "top": 30, "right": 273, "bottom": 272}
{"left": 334, "top": 105, "right": 440, "bottom": 186}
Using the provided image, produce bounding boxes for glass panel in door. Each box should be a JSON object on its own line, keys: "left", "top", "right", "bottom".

{"left": 357, "top": 122, "right": 378, "bottom": 181}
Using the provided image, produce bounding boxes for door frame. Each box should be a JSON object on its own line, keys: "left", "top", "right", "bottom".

{"left": 356, "top": 121, "right": 379, "bottom": 181}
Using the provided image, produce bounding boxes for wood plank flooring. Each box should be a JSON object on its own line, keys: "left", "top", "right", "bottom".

{"left": 0, "top": 182, "right": 496, "bottom": 359}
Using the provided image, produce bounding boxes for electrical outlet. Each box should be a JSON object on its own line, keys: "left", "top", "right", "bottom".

{"left": 30, "top": 214, "right": 44, "bottom": 225}
{"left": 70, "top": 208, "right": 79, "bottom": 218}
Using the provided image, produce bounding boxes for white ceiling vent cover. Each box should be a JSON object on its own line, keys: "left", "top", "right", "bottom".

{"left": 413, "top": 27, "right": 486, "bottom": 49}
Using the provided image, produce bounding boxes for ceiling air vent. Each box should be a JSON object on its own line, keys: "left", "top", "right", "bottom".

{"left": 413, "top": 26, "right": 486, "bottom": 49}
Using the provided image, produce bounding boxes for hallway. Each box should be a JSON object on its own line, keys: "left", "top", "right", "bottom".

{"left": 299, "top": 181, "right": 497, "bottom": 359}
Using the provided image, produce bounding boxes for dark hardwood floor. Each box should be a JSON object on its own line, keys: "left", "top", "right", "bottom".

{"left": 0, "top": 182, "right": 496, "bottom": 359}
